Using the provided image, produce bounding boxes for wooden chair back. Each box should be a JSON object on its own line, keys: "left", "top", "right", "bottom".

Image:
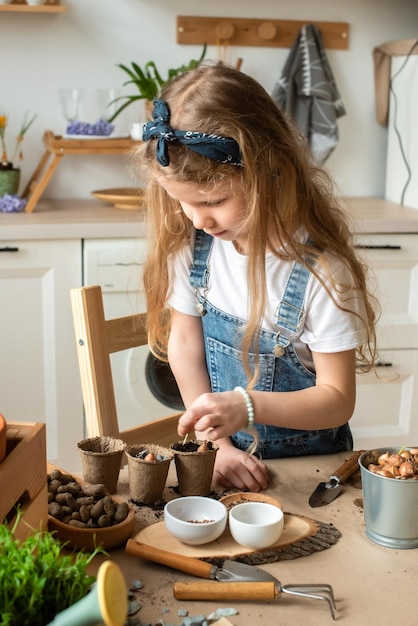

{"left": 70, "top": 285, "right": 181, "bottom": 451}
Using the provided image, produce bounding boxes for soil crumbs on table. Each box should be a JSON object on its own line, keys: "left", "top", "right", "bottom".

{"left": 126, "top": 571, "right": 238, "bottom": 626}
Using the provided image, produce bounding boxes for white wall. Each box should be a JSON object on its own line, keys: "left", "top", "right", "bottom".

{"left": 0, "top": 0, "right": 417, "bottom": 201}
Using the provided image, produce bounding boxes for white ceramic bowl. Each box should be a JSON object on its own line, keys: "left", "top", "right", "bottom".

{"left": 229, "top": 501, "right": 284, "bottom": 550}
{"left": 164, "top": 496, "right": 228, "bottom": 545}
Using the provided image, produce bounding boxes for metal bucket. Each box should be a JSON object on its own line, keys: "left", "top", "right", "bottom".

{"left": 359, "top": 448, "right": 418, "bottom": 549}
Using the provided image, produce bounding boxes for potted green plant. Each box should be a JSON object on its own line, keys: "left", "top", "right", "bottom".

{"left": 107, "top": 45, "right": 207, "bottom": 122}
{"left": 0, "top": 112, "right": 36, "bottom": 206}
{"left": 0, "top": 511, "right": 104, "bottom": 626}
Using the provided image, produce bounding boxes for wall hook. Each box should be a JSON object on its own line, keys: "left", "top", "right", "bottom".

{"left": 177, "top": 16, "right": 349, "bottom": 50}
{"left": 215, "top": 21, "right": 235, "bottom": 40}
{"left": 258, "top": 22, "right": 277, "bottom": 41}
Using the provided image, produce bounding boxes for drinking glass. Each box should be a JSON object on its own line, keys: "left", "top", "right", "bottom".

{"left": 96, "top": 88, "right": 121, "bottom": 122}
{"left": 58, "top": 88, "right": 85, "bottom": 122}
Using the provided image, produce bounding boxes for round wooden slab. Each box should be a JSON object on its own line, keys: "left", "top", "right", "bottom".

{"left": 133, "top": 512, "right": 318, "bottom": 559}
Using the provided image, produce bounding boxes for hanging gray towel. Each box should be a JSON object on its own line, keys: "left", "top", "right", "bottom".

{"left": 271, "top": 24, "right": 346, "bottom": 163}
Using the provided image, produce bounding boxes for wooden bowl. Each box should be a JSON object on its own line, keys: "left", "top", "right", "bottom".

{"left": 47, "top": 463, "right": 136, "bottom": 551}
{"left": 220, "top": 492, "right": 283, "bottom": 511}
{"left": 48, "top": 507, "right": 136, "bottom": 552}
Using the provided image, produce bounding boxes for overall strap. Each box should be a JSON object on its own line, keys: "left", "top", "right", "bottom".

{"left": 275, "top": 254, "right": 316, "bottom": 350}
{"left": 189, "top": 229, "right": 214, "bottom": 289}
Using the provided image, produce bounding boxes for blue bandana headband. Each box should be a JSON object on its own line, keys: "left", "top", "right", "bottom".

{"left": 142, "top": 99, "right": 243, "bottom": 167}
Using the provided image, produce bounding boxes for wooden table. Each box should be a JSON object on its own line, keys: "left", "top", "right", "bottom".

{"left": 87, "top": 451, "right": 416, "bottom": 625}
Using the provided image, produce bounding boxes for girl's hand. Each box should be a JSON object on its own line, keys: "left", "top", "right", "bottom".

{"left": 177, "top": 390, "right": 248, "bottom": 440}
{"left": 213, "top": 439, "right": 269, "bottom": 491}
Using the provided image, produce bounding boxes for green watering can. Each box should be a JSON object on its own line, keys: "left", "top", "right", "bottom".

{"left": 47, "top": 561, "right": 127, "bottom": 626}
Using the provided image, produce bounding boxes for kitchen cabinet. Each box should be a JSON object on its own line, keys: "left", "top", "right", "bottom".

{"left": 350, "top": 234, "right": 418, "bottom": 449}
{"left": 0, "top": 239, "right": 83, "bottom": 470}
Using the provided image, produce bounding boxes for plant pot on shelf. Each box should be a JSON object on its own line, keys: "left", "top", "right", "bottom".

{"left": 130, "top": 99, "right": 153, "bottom": 140}
{"left": 0, "top": 166, "right": 20, "bottom": 197}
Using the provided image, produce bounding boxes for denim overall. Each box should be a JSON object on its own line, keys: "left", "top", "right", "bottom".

{"left": 189, "top": 229, "right": 353, "bottom": 459}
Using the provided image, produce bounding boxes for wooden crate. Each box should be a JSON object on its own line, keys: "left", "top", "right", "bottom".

{"left": 0, "top": 422, "right": 48, "bottom": 540}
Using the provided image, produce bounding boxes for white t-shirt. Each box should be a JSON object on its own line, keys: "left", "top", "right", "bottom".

{"left": 167, "top": 235, "right": 367, "bottom": 369}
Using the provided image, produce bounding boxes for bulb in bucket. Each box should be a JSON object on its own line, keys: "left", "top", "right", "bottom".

{"left": 359, "top": 447, "right": 418, "bottom": 549}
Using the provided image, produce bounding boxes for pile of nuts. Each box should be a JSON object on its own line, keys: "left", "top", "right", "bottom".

{"left": 48, "top": 468, "right": 129, "bottom": 528}
{"left": 367, "top": 448, "right": 418, "bottom": 480}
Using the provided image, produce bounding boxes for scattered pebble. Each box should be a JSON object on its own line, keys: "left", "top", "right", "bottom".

{"left": 207, "top": 608, "right": 238, "bottom": 621}
{"left": 126, "top": 576, "right": 237, "bottom": 626}
{"left": 180, "top": 615, "right": 207, "bottom": 626}
{"left": 130, "top": 579, "right": 144, "bottom": 590}
{"left": 128, "top": 600, "right": 142, "bottom": 616}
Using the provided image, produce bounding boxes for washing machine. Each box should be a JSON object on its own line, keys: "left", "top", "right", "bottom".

{"left": 83, "top": 238, "right": 183, "bottom": 432}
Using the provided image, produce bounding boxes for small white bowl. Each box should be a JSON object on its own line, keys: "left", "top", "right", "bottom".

{"left": 229, "top": 501, "right": 284, "bottom": 550}
{"left": 164, "top": 496, "right": 227, "bottom": 545}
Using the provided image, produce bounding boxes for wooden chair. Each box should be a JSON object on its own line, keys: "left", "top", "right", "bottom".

{"left": 70, "top": 285, "right": 181, "bottom": 453}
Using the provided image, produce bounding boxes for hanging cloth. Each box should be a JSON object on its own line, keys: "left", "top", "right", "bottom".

{"left": 271, "top": 24, "right": 346, "bottom": 163}
{"left": 373, "top": 39, "right": 418, "bottom": 127}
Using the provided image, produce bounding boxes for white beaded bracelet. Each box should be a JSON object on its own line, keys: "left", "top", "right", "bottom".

{"left": 234, "top": 386, "right": 255, "bottom": 430}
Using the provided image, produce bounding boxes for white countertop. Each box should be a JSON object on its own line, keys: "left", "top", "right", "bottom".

{"left": 343, "top": 196, "right": 418, "bottom": 234}
{"left": 0, "top": 199, "right": 148, "bottom": 241}
{"left": 1, "top": 197, "right": 418, "bottom": 241}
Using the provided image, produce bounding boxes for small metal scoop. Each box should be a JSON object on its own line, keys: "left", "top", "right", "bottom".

{"left": 309, "top": 451, "right": 363, "bottom": 508}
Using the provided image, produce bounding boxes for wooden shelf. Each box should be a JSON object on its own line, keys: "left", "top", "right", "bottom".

{"left": 22, "top": 131, "right": 137, "bottom": 213}
{"left": 0, "top": 1, "right": 66, "bottom": 12}
{"left": 42, "top": 131, "right": 136, "bottom": 155}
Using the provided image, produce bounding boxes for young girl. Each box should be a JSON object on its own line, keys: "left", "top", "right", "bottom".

{"left": 136, "top": 62, "right": 377, "bottom": 492}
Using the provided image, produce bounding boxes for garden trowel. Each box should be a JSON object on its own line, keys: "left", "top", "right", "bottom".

{"left": 308, "top": 450, "right": 363, "bottom": 508}
{"left": 125, "top": 539, "right": 275, "bottom": 582}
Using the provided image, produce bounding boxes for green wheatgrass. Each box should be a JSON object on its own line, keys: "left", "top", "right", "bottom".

{"left": 0, "top": 511, "right": 105, "bottom": 626}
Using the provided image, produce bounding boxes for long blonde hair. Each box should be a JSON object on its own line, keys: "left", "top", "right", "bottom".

{"left": 133, "top": 62, "right": 378, "bottom": 383}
